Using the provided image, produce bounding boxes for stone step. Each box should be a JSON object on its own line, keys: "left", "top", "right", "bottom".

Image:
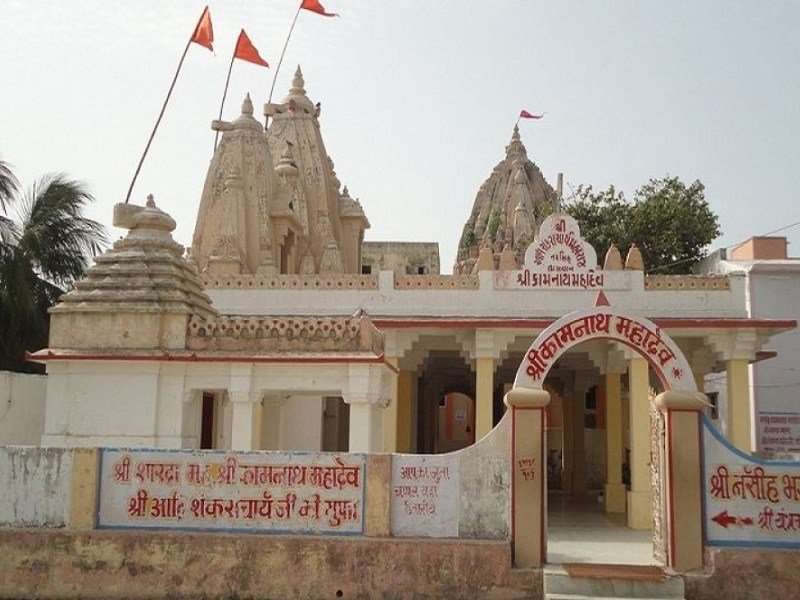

{"left": 543, "top": 564, "right": 684, "bottom": 599}
{"left": 546, "top": 595, "right": 683, "bottom": 600}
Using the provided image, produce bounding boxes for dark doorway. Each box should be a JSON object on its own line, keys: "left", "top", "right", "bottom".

{"left": 200, "top": 392, "right": 215, "bottom": 449}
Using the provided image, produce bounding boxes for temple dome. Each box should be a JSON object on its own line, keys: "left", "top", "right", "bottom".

{"left": 454, "top": 125, "right": 557, "bottom": 273}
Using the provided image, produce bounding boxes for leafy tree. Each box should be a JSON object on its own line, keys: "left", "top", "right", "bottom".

{"left": 0, "top": 160, "right": 107, "bottom": 373}
{"left": 566, "top": 176, "right": 720, "bottom": 274}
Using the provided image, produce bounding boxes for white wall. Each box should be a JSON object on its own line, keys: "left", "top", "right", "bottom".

{"left": 0, "top": 371, "right": 47, "bottom": 445}
{"left": 280, "top": 395, "right": 324, "bottom": 451}
{"left": 0, "top": 446, "right": 72, "bottom": 527}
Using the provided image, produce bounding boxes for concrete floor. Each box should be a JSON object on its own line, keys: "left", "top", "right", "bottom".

{"left": 547, "top": 493, "right": 659, "bottom": 566}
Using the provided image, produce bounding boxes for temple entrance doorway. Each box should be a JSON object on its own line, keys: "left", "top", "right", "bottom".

{"left": 506, "top": 306, "right": 700, "bottom": 570}
{"left": 541, "top": 349, "right": 664, "bottom": 566}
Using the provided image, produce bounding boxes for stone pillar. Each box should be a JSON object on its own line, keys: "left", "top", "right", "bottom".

{"left": 383, "top": 358, "right": 400, "bottom": 452}
{"left": 346, "top": 363, "right": 389, "bottom": 452}
{"left": 348, "top": 400, "right": 383, "bottom": 452}
{"left": 230, "top": 391, "right": 261, "bottom": 451}
{"left": 726, "top": 359, "right": 751, "bottom": 451}
{"left": 627, "top": 356, "right": 651, "bottom": 530}
{"left": 604, "top": 371, "right": 626, "bottom": 513}
{"left": 571, "top": 375, "right": 589, "bottom": 494}
{"left": 505, "top": 387, "right": 550, "bottom": 568}
{"left": 475, "top": 357, "right": 495, "bottom": 439}
{"left": 561, "top": 379, "right": 574, "bottom": 494}
{"left": 397, "top": 370, "right": 414, "bottom": 453}
{"left": 655, "top": 391, "right": 706, "bottom": 572}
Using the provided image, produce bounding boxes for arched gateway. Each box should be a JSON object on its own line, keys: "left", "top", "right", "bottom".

{"left": 505, "top": 302, "right": 708, "bottom": 572}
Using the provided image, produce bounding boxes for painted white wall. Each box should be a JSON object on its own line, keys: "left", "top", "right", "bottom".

{"left": 207, "top": 270, "right": 748, "bottom": 319}
{"left": 704, "top": 261, "right": 800, "bottom": 452}
{"left": 0, "top": 447, "right": 72, "bottom": 527}
{"left": 280, "top": 395, "right": 324, "bottom": 451}
{"left": 0, "top": 371, "right": 47, "bottom": 446}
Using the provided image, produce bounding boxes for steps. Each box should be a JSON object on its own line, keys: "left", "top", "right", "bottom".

{"left": 543, "top": 564, "right": 685, "bottom": 600}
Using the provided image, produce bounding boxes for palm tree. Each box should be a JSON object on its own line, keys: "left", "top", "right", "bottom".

{"left": 0, "top": 160, "right": 107, "bottom": 373}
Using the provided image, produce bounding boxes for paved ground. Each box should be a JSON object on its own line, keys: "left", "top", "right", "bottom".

{"left": 547, "top": 492, "right": 658, "bottom": 566}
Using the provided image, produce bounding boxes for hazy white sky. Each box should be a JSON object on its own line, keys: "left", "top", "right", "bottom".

{"left": 2, "top": 1, "right": 799, "bottom": 271}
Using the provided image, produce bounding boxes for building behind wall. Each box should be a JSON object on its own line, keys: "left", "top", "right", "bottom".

{"left": 696, "top": 236, "right": 800, "bottom": 453}
{"left": 361, "top": 241, "right": 440, "bottom": 275}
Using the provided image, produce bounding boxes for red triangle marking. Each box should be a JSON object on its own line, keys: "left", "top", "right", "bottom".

{"left": 595, "top": 291, "right": 610, "bottom": 307}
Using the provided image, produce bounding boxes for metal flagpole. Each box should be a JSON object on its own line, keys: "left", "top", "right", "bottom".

{"left": 214, "top": 38, "right": 239, "bottom": 152}
{"left": 265, "top": 3, "right": 303, "bottom": 129}
{"left": 125, "top": 9, "right": 208, "bottom": 204}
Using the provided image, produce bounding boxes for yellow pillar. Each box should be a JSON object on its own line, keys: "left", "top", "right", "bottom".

{"left": 627, "top": 357, "right": 651, "bottom": 530}
{"left": 726, "top": 359, "right": 751, "bottom": 451}
{"left": 604, "top": 372, "right": 626, "bottom": 513}
{"left": 561, "top": 387, "right": 574, "bottom": 493}
{"left": 396, "top": 370, "right": 414, "bottom": 452}
{"left": 69, "top": 448, "right": 100, "bottom": 530}
{"left": 655, "top": 391, "right": 705, "bottom": 572}
{"left": 383, "top": 358, "right": 400, "bottom": 452}
{"left": 475, "top": 357, "right": 495, "bottom": 439}
{"left": 505, "top": 387, "right": 551, "bottom": 567}
{"left": 572, "top": 381, "right": 587, "bottom": 494}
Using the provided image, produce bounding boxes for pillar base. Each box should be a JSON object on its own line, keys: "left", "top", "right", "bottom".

{"left": 627, "top": 490, "right": 652, "bottom": 530}
{"left": 604, "top": 483, "right": 626, "bottom": 513}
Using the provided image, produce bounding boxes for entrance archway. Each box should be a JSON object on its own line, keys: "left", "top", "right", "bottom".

{"left": 506, "top": 305, "right": 704, "bottom": 570}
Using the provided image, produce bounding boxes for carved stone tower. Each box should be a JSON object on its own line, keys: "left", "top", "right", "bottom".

{"left": 265, "top": 65, "right": 370, "bottom": 274}
{"left": 454, "top": 125, "right": 557, "bottom": 274}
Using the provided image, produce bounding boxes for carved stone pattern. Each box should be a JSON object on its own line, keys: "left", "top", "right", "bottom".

{"left": 394, "top": 275, "right": 480, "bottom": 290}
{"left": 644, "top": 275, "right": 730, "bottom": 290}
{"left": 650, "top": 391, "right": 668, "bottom": 565}
{"left": 202, "top": 274, "right": 378, "bottom": 290}
{"left": 186, "top": 314, "right": 384, "bottom": 355}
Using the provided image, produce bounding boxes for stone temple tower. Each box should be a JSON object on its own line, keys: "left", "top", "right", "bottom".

{"left": 191, "top": 66, "right": 369, "bottom": 276}
{"left": 265, "top": 65, "right": 370, "bottom": 274}
{"left": 454, "top": 125, "right": 557, "bottom": 274}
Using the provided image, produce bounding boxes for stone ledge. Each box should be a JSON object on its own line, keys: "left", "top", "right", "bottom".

{"left": 202, "top": 274, "right": 379, "bottom": 290}
{"left": 394, "top": 275, "right": 479, "bottom": 289}
{"left": 644, "top": 275, "right": 730, "bottom": 290}
{"left": 0, "top": 529, "right": 540, "bottom": 600}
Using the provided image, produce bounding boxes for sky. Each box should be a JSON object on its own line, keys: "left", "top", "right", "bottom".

{"left": 2, "top": 1, "right": 799, "bottom": 272}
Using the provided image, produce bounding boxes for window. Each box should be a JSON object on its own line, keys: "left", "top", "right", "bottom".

{"left": 706, "top": 391, "right": 719, "bottom": 420}
{"left": 361, "top": 264, "right": 372, "bottom": 274}
{"left": 417, "top": 266, "right": 426, "bottom": 275}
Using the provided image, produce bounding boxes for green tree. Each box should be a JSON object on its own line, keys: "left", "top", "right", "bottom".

{"left": 0, "top": 160, "right": 107, "bottom": 372}
{"left": 566, "top": 176, "right": 720, "bottom": 274}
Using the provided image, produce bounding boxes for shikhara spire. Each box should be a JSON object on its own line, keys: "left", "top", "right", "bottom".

{"left": 454, "top": 125, "right": 557, "bottom": 274}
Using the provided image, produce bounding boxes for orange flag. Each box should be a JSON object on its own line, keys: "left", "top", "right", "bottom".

{"left": 234, "top": 30, "right": 269, "bottom": 67}
{"left": 191, "top": 6, "right": 214, "bottom": 51}
{"left": 301, "top": 0, "right": 338, "bottom": 17}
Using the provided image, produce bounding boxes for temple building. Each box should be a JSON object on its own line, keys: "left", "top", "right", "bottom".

{"left": 28, "top": 66, "right": 794, "bottom": 536}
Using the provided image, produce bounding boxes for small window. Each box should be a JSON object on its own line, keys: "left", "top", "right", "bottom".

{"left": 417, "top": 266, "right": 426, "bottom": 275}
{"left": 706, "top": 392, "right": 719, "bottom": 420}
{"left": 361, "top": 265, "right": 372, "bottom": 274}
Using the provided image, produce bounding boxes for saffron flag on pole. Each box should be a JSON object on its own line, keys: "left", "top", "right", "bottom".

{"left": 234, "top": 30, "right": 269, "bottom": 67}
{"left": 301, "top": 0, "right": 339, "bottom": 17}
{"left": 191, "top": 6, "right": 214, "bottom": 51}
{"left": 519, "top": 110, "right": 544, "bottom": 119}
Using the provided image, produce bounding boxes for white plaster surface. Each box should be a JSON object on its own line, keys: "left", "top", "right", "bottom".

{"left": 391, "top": 453, "right": 458, "bottom": 537}
{"left": 0, "top": 446, "right": 72, "bottom": 527}
{"left": 208, "top": 270, "right": 748, "bottom": 319}
{"left": 390, "top": 412, "right": 510, "bottom": 539}
{"left": 0, "top": 371, "right": 46, "bottom": 445}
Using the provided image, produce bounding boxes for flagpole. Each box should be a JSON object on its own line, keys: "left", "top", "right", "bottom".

{"left": 125, "top": 9, "right": 208, "bottom": 204}
{"left": 265, "top": 3, "right": 303, "bottom": 129}
{"left": 214, "top": 41, "right": 239, "bottom": 152}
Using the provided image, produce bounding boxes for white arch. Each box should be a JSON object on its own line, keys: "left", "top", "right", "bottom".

{"left": 513, "top": 307, "right": 697, "bottom": 393}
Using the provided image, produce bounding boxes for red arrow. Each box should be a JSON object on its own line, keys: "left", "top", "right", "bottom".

{"left": 712, "top": 510, "right": 752, "bottom": 528}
